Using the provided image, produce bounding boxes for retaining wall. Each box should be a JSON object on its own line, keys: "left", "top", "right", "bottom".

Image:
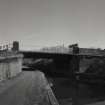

{"left": 0, "top": 53, "right": 23, "bottom": 81}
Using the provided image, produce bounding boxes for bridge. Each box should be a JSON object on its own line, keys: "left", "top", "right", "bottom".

{"left": 1, "top": 41, "right": 105, "bottom": 78}
{"left": 1, "top": 41, "right": 105, "bottom": 105}
{"left": 19, "top": 50, "right": 75, "bottom": 77}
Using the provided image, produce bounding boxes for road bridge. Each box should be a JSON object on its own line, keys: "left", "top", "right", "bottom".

{"left": 19, "top": 40, "right": 105, "bottom": 77}
{"left": 19, "top": 50, "right": 80, "bottom": 78}
{"left": 2, "top": 41, "right": 105, "bottom": 78}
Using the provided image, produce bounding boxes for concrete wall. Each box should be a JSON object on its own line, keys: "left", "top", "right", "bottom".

{"left": 0, "top": 54, "right": 23, "bottom": 81}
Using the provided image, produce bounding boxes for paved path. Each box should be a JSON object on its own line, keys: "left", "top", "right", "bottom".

{"left": 0, "top": 71, "right": 58, "bottom": 105}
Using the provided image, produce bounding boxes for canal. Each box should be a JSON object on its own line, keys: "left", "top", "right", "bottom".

{"left": 23, "top": 58, "right": 105, "bottom": 105}
{"left": 47, "top": 74, "right": 105, "bottom": 105}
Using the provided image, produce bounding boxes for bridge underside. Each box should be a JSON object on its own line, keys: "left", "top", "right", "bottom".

{"left": 21, "top": 51, "right": 80, "bottom": 78}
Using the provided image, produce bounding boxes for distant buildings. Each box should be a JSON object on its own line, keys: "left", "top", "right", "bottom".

{"left": 0, "top": 41, "right": 19, "bottom": 52}
{"left": 40, "top": 45, "right": 69, "bottom": 54}
{"left": 40, "top": 44, "right": 105, "bottom": 56}
{"left": 79, "top": 48, "right": 105, "bottom": 55}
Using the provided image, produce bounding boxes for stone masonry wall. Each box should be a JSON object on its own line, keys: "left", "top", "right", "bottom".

{"left": 0, "top": 53, "right": 23, "bottom": 81}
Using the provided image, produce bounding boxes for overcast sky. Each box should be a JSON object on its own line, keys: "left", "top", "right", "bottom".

{"left": 0, "top": 0, "right": 105, "bottom": 50}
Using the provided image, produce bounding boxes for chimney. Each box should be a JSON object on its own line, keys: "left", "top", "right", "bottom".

{"left": 12, "top": 41, "right": 19, "bottom": 51}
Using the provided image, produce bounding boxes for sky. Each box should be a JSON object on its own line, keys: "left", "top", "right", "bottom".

{"left": 0, "top": 0, "right": 105, "bottom": 50}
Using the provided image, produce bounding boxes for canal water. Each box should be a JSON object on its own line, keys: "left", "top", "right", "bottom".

{"left": 48, "top": 77, "right": 105, "bottom": 105}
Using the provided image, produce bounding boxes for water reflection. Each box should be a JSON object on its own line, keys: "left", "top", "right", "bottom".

{"left": 49, "top": 77, "right": 72, "bottom": 105}
{"left": 50, "top": 77, "right": 105, "bottom": 105}
{"left": 72, "top": 81, "right": 105, "bottom": 105}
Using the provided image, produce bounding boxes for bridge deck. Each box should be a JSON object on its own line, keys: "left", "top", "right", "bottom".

{"left": 20, "top": 50, "right": 105, "bottom": 58}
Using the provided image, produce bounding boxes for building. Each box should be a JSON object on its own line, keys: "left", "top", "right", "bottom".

{"left": 40, "top": 45, "right": 69, "bottom": 54}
